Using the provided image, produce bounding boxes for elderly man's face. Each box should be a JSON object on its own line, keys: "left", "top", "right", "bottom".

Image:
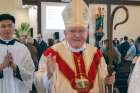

{"left": 64, "top": 26, "right": 88, "bottom": 49}
{"left": 0, "top": 20, "right": 15, "bottom": 40}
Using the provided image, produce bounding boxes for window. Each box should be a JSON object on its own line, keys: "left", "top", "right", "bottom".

{"left": 46, "top": 4, "right": 66, "bottom": 30}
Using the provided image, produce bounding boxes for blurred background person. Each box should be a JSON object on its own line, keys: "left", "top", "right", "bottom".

{"left": 35, "top": 33, "right": 48, "bottom": 61}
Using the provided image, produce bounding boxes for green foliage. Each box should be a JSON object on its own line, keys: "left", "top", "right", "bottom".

{"left": 15, "top": 22, "right": 31, "bottom": 38}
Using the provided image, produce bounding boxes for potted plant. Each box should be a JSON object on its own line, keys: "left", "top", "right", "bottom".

{"left": 15, "top": 22, "right": 32, "bottom": 39}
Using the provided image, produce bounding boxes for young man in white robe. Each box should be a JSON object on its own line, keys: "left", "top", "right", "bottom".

{"left": 0, "top": 14, "right": 35, "bottom": 93}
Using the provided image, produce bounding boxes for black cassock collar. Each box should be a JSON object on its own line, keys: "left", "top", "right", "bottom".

{"left": 0, "top": 39, "right": 16, "bottom": 45}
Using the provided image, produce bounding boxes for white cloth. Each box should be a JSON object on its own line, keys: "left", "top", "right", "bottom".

{"left": 34, "top": 55, "right": 47, "bottom": 93}
{"left": 128, "top": 56, "right": 140, "bottom": 93}
{"left": 65, "top": 41, "right": 86, "bottom": 52}
{"left": 43, "top": 72, "right": 57, "bottom": 93}
{"left": 125, "top": 44, "right": 136, "bottom": 61}
{"left": 36, "top": 55, "right": 57, "bottom": 93}
{"left": 0, "top": 41, "right": 35, "bottom": 93}
{"left": 62, "top": 0, "right": 89, "bottom": 28}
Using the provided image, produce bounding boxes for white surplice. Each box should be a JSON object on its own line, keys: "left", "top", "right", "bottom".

{"left": 0, "top": 40, "right": 35, "bottom": 93}
{"left": 128, "top": 56, "right": 140, "bottom": 93}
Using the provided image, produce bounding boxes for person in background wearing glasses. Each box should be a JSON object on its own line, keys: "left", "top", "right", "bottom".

{"left": 35, "top": 0, "right": 115, "bottom": 93}
{"left": 0, "top": 14, "right": 35, "bottom": 93}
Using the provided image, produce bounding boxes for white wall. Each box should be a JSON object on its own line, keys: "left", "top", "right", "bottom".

{"left": 41, "top": 2, "right": 66, "bottom": 42}
{"left": 28, "top": 6, "right": 38, "bottom": 38}
{"left": 112, "top": 5, "right": 140, "bottom": 40}
{"left": 41, "top": 3, "right": 140, "bottom": 44}
{"left": 0, "top": 0, "right": 29, "bottom": 27}
{"left": 0, "top": 0, "right": 38, "bottom": 38}
{"left": 89, "top": 4, "right": 140, "bottom": 43}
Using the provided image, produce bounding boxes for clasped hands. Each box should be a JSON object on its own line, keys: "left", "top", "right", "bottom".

{"left": 0, "top": 52, "right": 16, "bottom": 71}
{"left": 105, "top": 72, "right": 116, "bottom": 85}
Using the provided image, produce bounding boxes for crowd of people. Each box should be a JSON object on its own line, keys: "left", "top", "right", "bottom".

{"left": 100, "top": 36, "right": 140, "bottom": 93}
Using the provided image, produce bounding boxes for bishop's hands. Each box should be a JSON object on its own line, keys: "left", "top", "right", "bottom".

{"left": 0, "top": 52, "right": 16, "bottom": 71}
{"left": 46, "top": 53, "right": 57, "bottom": 79}
{"left": 105, "top": 72, "right": 115, "bottom": 85}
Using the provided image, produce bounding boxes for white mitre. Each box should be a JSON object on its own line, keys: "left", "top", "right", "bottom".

{"left": 62, "top": 0, "right": 89, "bottom": 28}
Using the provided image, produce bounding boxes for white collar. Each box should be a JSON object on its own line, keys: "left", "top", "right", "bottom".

{"left": 1, "top": 38, "right": 13, "bottom": 43}
{"left": 65, "top": 41, "right": 86, "bottom": 52}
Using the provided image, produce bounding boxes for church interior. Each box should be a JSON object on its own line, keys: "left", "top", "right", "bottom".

{"left": 0, "top": 0, "right": 140, "bottom": 93}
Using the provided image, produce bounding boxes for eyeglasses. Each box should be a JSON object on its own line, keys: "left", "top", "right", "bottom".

{"left": 68, "top": 30, "right": 87, "bottom": 34}
{"left": 0, "top": 24, "right": 15, "bottom": 30}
